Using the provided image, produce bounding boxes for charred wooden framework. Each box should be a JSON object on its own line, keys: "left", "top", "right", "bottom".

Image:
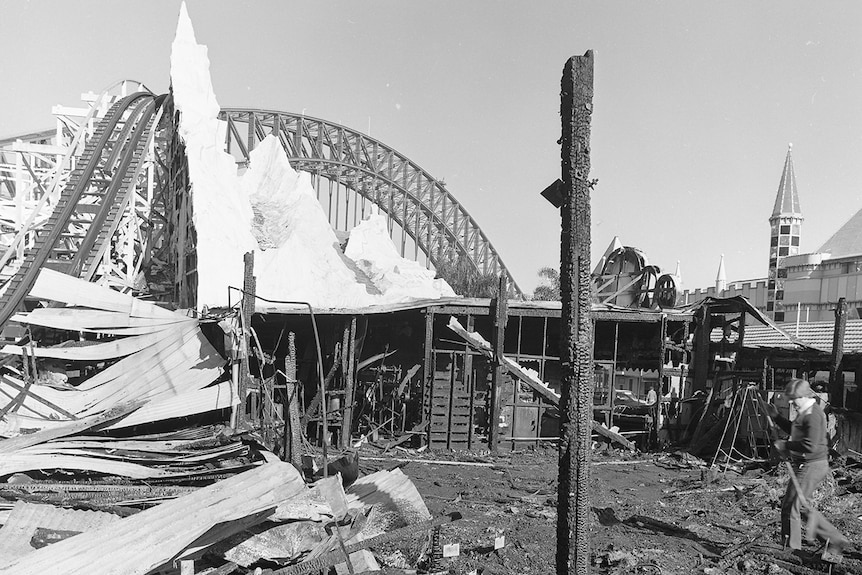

{"left": 234, "top": 300, "right": 696, "bottom": 456}
{"left": 162, "top": 93, "right": 197, "bottom": 309}
{"left": 422, "top": 302, "right": 694, "bottom": 451}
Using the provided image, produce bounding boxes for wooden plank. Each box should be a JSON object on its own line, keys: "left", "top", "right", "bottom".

{"left": 431, "top": 422, "right": 467, "bottom": 431}
{"left": 591, "top": 421, "right": 636, "bottom": 451}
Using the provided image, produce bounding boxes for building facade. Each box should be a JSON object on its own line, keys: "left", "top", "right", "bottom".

{"left": 682, "top": 145, "right": 862, "bottom": 323}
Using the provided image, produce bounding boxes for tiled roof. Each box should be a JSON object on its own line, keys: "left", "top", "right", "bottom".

{"left": 771, "top": 146, "right": 802, "bottom": 218}
{"left": 744, "top": 319, "right": 862, "bottom": 353}
{"left": 817, "top": 207, "right": 862, "bottom": 259}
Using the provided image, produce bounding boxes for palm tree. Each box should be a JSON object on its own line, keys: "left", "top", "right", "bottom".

{"left": 434, "top": 250, "right": 499, "bottom": 298}
{"left": 532, "top": 266, "right": 560, "bottom": 301}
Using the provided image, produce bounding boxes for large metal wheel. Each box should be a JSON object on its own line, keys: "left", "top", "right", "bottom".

{"left": 637, "top": 266, "right": 660, "bottom": 308}
{"left": 654, "top": 274, "right": 680, "bottom": 309}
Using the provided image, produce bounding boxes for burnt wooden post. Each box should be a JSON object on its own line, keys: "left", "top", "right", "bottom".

{"left": 654, "top": 315, "right": 667, "bottom": 446}
{"left": 340, "top": 317, "right": 357, "bottom": 448}
{"left": 238, "top": 251, "right": 256, "bottom": 428}
{"left": 829, "top": 297, "right": 847, "bottom": 407}
{"left": 692, "top": 306, "right": 711, "bottom": 393}
{"left": 284, "top": 332, "right": 303, "bottom": 469}
{"left": 422, "top": 307, "right": 435, "bottom": 449}
{"left": 557, "top": 51, "right": 594, "bottom": 575}
{"left": 490, "top": 275, "right": 509, "bottom": 454}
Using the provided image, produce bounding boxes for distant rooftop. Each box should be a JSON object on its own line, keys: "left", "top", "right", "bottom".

{"left": 744, "top": 319, "right": 862, "bottom": 353}
{"left": 818, "top": 207, "right": 862, "bottom": 260}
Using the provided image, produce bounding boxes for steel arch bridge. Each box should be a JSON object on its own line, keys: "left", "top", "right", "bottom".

{"left": 218, "top": 109, "right": 523, "bottom": 298}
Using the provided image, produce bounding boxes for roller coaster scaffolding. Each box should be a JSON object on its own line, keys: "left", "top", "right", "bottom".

{"left": 0, "top": 87, "right": 523, "bottom": 326}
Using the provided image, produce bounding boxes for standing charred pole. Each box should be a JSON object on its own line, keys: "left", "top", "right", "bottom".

{"left": 829, "top": 297, "right": 847, "bottom": 407}
{"left": 490, "top": 274, "right": 509, "bottom": 454}
{"left": 556, "top": 51, "right": 595, "bottom": 575}
{"left": 235, "top": 251, "right": 256, "bottom": 429}
{"left": 284, "top": 332, "right": 303, "bottom": 469}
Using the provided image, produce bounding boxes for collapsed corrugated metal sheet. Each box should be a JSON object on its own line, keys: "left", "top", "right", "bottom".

{"left": 0, "top": 460, "right": 306, "bottom": 575}
{"left": 0, "top": 270, "right": 230, "bottom": 437}
{"left": 347, "top": 467, "right": 432, "bottom": 526}
{"left": 213, "top": 467, "right": 432, "bottom": 569}
{"left": 0, "top": 502, "right": 120, "bottom": 562}
{"left": 0, "top": 267, "right": 438, "bottom": 573}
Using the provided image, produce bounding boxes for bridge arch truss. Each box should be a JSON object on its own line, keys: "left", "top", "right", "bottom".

{"left": 218, "top": 109, "right": 522, "bottom": 297}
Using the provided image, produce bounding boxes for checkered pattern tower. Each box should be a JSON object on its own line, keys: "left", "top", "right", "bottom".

{"left": 767, "top": 144, "right": 803, "bottom": 322}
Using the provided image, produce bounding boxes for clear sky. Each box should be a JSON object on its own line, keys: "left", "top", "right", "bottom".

{"left": 2, "top": 1, "right": 861, "bottom": 295}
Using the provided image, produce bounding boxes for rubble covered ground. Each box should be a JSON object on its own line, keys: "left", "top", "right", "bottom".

{"left": 356, "top": 444, "right": 862, "bottom": 575}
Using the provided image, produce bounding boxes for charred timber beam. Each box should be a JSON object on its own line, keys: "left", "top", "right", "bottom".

{"left": 556, "top": 51, "right": 595, "bottom": 575}
{"left": 829, "top": 297, "right": 847, "bottom": 408}
{"left": 285, "top": 332, "right": 302, "bottom": 469}
{"left": 490, "top": 275, "right": 508, "bottom": 454}
{"left": 340, "top": 317, "right": 357, "bottom": 448}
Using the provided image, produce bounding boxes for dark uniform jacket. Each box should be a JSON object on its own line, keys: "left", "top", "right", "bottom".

{"left": 775, "top": 402, "right": 829, "bottom": 463}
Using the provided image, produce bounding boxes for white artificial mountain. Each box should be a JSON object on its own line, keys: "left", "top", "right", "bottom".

{"left": 170, "top": 3, "right": 455, "bottom": 309}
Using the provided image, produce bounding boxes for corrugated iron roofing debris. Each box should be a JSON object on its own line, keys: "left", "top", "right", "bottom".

{"left": 16, "top": 440, "right": 246, "bottom": 465}
{"left": 1, "top": 326, "right": 187, "bottom": 360}
{"left": 220, "top": 521, "right": 326, "bottom": 567}
{"left": 102, "top": 381, "right": 237, "bottom": 430}
{"left": 11, "top": 307, "right": 192, "bottom": 333}
{"left": 0, "top": 460, "right": 307, "bottom": 575}
{"left": 0, "top": 403, "right": 141, "bottom": 453}
{"left": 0, "top": 453, "right": 171, "bottom": 479}
{"left": 0, "top": 319, "right": 224, "bottom": 429}
{"left": 346, "top": 468, "right": 432, "bottom": 526}
{"left": 0, "top": 502, "right": 120, "bottom": 562}
{"left": 219, "top": 467, "right": 431, "bottom": 572}
{"left": 0, "top": 425, "right": 249, "bottom": 480}
{"left": 0, "top": 481, "right": 198, "bottom": 511}
{"left": 28, "top": 269, "right": 180, "bottom": 320}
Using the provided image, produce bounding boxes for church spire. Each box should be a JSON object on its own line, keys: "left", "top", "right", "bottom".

{"left": 715, "top": 254, "right": 726, "bottom": 294}
{"left": 771, "top": 143, "right": 802, "bottom": 218}
{"left": 767, "top": 143, "right": 803, "bottom": 322}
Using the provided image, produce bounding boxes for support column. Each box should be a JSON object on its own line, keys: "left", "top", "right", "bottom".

{"left": 692, "top": 307, "right": 712, "bottom": 393}
{"left": 490, "top": 275, "right": 509, "bottom": 454}
{"left": 556, "top": 51, "right": 594, "bottom": 575}
{"left": 655, "top": 315, "right": 667, "bottom": 443}
{"left": 285, "top": 332, "right": 303, "bottom": 469}
{"left": 422, "top": 308, "right": 435, "bottom": 450}
{"left": 340, "top": 317, "right": 357, "bottom": 448}
{"left": 239, "top": 251, "right": 256, "bottom": 428}
{"left": 829, "top": 297, "right": 847, "bottom": 408}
